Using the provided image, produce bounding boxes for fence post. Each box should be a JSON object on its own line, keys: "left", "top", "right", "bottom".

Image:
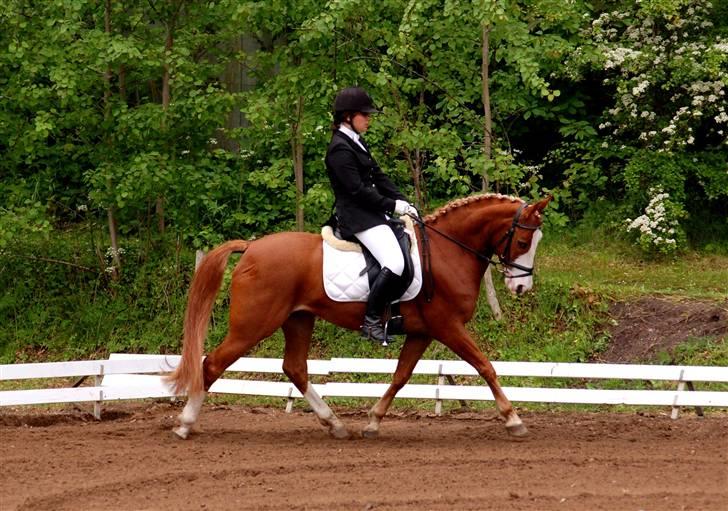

{"left": 435, "top": 364, "right": 444, "bottom": 416}
{"left": 671, "top": 369, "right": 686, "bottom": 420}
{"left": 195, "top": 250, "right": 205, "bottom": 271}
{"left": 285, "top": 387, "right": 294, "bottom": 413}
{"left": 93, "top": 364, "right": 104, "bottom": 420}
{"left": 686, "top": 381, "right": 704, "bottom": 418}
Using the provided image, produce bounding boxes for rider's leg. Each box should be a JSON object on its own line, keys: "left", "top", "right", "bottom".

{"left": 354, "top": 224, "right": 405, "bottom": 343}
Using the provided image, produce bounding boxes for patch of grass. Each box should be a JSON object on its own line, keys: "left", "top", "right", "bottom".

{"left": 539, "top": 226, "right": 728, "bottom": 300}
{"left": 2, "top": 222, "right": 725, "bottom": 371}
{"left": 655, "top": 335, "right": 728, "bottom": 367}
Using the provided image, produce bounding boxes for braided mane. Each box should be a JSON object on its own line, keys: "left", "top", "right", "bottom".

{"left": 424, "top": 193, "right": 524, "bottom": 223}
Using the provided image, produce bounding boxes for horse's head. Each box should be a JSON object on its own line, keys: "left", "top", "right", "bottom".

{"left": 496, "top": 196, "right": 551, "bottom": 295}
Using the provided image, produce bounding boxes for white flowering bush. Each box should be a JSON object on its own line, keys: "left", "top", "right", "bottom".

{"left": 104, "top": 246, "right": 126, "bottom": 275}
{"left": 625, "top": 188, "right": 686, "bottom": 256}
{"left": 585, "top": 1, "right": 727, "bottom": 152}
{"left": 553, "top": 0, "right": 728, "bottom": 246}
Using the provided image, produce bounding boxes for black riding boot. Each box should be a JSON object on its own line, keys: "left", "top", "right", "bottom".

{"left": 361, "top": 267, "right": 404, "bottom": 345}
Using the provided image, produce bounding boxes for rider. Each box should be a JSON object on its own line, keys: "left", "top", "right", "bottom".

{"left": 325, "top": 86, "right": 418, "bottom": 343}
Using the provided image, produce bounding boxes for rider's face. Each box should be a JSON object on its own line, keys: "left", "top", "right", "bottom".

{"left": 351, "top": 112, "right": 371, "bottom": 133}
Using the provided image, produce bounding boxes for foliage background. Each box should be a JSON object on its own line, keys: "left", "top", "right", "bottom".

{"left": 1, "top": 0, "right": 727, "bottom": 364}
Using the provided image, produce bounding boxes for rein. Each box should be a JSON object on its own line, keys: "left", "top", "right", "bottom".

{"left": 407, "top": 202, "right": 540, "bottom": 283}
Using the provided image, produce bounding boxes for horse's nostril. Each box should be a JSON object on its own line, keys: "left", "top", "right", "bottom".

{"left": 516, "top": 284, "right": 524, "bottom": 294}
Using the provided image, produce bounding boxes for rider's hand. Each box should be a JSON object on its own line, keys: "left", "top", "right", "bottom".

{"left": 406, "top": 204, "right": 419, "bottom": 218}
{"left": 394, "top": 199, "right": 410, "bottom": 215}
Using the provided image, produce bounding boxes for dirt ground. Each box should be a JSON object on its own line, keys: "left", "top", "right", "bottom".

{"left": 2, "top": 297, "right": 727, "bottom": 510}
{"left": 602, "top": 297, "right": 728, "bottom": 363}
{"left": 1, "top": 403, "right": 726, "bottom": 511}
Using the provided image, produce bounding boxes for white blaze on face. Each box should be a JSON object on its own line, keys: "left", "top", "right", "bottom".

{"left": 504, "top": 229, "right": 542, "bottom": 294}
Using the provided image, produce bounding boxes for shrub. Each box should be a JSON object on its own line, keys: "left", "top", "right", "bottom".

{"left": 625, "top": 187, "right": 687, "bottom": 256}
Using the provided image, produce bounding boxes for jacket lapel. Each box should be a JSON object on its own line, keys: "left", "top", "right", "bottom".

{"left": 334, "top": 130, "right": 369, "bottom": 155}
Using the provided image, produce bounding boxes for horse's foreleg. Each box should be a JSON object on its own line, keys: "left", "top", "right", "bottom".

{"left": 437, "top": 325, "right": 527, "bottom": 437}
{"left": 362, "top": 334, "right": 432, "bottom": 438}
{"left": 282, "top": 312, "right": 349, "bottom": 439}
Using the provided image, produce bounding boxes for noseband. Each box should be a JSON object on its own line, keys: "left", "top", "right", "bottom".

{"left": 407, "top": 202, "right": 541, "bottom": 280}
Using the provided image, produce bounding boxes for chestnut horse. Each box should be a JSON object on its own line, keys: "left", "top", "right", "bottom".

{"left": 167, "top": 193, "right": 550, "bottom": 439}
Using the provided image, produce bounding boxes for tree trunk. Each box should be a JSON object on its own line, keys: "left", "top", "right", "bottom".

{"left": 107, "top": 205, "right": 121, "bottom": 274}
{"left": 162, "top": 24, "right": 173, "bottom": 115}
{"left": 118, "top": 64, "right": 126, "bottom": 103}
{"left": 391, "top": 84, "right": 426, "bottom": 210}
{"left": 157, "top": 20, "right": 175, "bottom": 236}
{"left": 292, "top": 95, "right": 305, "bottom": 231}
{"left": 103, "top": 0, "right": 120, "bottom": 279}
{"left": 481, "top": 23, "right": 492, "bottom": 193}
{"left": 481, "top": 23, "right": 502, "bottom": 321}
{"left": 412, "top": 89, "right": 426, "bottom": 209}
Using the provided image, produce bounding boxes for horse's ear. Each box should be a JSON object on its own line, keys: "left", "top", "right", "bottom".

{"left": 527, "top": 196, "right": 552, "bottom": 223}
{"left": 533, "top": 195, "right": 552, "bottom": 212}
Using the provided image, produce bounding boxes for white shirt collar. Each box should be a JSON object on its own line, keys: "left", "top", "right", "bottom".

{"left": 338, "top": 125, "right": 368, "bottom": 152}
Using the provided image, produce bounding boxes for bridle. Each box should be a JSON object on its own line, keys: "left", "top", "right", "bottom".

{"left": 407, "top": 202, "right": 541, "bottom": 280}
{"left": 492, "top": 202, "right": 541, "bottom": 278}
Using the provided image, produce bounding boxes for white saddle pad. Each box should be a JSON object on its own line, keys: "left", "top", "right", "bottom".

{"left": 321, "top": 223, "right": 423, "bottom": 303}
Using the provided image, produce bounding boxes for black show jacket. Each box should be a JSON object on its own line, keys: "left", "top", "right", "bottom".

{"left": 325, "top": 130, "right": 407, "bottom": 238}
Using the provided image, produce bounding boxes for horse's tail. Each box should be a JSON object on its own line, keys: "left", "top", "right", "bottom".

{"left": 166, "top": 240, "right": 249, "bottom": 395}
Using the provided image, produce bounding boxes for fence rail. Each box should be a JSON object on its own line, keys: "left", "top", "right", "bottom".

{"left": 2, "top": 354, "right": 727, "bottom": 419}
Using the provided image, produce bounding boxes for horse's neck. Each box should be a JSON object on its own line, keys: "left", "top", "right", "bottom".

{"left": 429, "top": 200, "right": 511, "bottom": 253}
{"left": 424, "top": 200, "right": 517, "bottom": 317}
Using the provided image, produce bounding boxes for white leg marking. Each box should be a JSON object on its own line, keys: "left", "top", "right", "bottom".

{"left": 304, "top": 384, "right": 349, "bottom": 439}
{"left": 505, "top": 411, "right": 528, "bottom": 437}
{"left": 505, "top": 413, "right": 522, "bottom": 428}
{"left": 174, "top": 391, "right": 206, "bottom": 440}
{"left": 362, "top": 408, "right": 382, "bottom": 438}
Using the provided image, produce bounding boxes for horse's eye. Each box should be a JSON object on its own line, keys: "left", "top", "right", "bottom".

{"left": 517, "top": 240, "right": 529, "bottom": 249}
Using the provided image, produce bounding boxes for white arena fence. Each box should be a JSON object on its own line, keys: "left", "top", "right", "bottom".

{"left": 2, "top": 354, "right": 728, "bottom": 420}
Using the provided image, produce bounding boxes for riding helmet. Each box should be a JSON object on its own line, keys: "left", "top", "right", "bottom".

{"left": 333, "top": 87, "right": 378, "bottom": 114}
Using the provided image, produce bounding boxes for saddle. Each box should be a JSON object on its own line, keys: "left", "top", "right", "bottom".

{"left": 321, "top": 217, "right": 423, "bottom": 304}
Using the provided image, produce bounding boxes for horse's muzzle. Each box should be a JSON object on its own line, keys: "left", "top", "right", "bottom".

{"left": 504, "top": 274, "right": 533, "bottom": 295}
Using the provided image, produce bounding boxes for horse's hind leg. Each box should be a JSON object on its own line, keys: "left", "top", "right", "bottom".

{"left": 174, "top": 284, "right": 292, "bottom": 439}
{"left": 363, "top": 334, "right": 432, "bottom": 438}
{"left": 173, "top": 328, "right": 266, "bottom": 439}
{"left": 282, "top": 312, "right": 349, "bottom": 439}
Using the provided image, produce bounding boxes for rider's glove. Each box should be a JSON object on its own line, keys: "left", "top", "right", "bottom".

{"left": 406, "top": 204, "right": 420, "bottom": 218}
{"left": 394, "top": 199, "right": 410, "bottom": 216}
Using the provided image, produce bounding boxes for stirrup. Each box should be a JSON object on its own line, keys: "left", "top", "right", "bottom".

{"left": 361, "top": 316, "right": 393, "bottom": 346}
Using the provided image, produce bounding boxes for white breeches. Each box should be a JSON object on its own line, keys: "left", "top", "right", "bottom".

{"left": 354, "top": 224, "right": 405, "bottom": 276}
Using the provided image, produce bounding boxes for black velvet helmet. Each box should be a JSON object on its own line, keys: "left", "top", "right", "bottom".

{"left": 333, "top": 87, "right": 378, "bottom": 114}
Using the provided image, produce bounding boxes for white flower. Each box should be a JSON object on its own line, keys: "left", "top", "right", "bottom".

{"left": 632, "top": 80, "right": 649, "bottom": 96}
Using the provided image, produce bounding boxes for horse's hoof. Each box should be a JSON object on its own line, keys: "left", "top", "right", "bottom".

{"left": 361, "top": 428, "right": 379, "bottom": 439}
{"left": 506, "top": 422, "right": 529, "bottom": 437}
{"left": 172, "top": 426, "right": 190, "bottom": 440}
{"left": 329, "top": 425, "right": 351, "bottom": 440}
